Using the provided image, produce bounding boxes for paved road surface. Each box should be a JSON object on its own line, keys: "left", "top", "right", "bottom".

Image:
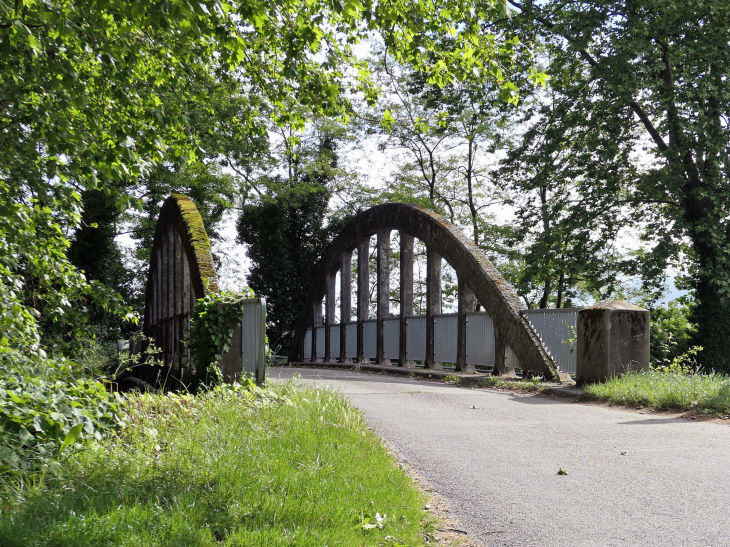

{"left": 269, "top": 367, "right": 730, "bottom": 547}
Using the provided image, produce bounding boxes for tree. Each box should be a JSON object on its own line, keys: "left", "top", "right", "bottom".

{"left": 1, "top": 0, "right": 537, "bottom": 362}
{"left": 236, "top": 122, "right": 354, "bottom": 353}
{"left": 365, "top": 54, "right": 513, "bottom": 248}
{"left": 503, "top": 0, "right": 730, "bottom": 367}
{"left": 497, "top": 73, "right": 638, "bottom": 308}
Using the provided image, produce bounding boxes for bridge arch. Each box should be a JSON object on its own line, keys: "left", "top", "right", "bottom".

{"left": 141, "top": 194, "right": 219, "bottom": 385}
{"left": 288, "top": 203, "right": 560, "bottom": 381}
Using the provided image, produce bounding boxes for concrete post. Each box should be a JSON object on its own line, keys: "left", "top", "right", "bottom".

{"left": 339, "top": 251, "right": 352, "bottom": 363}
{"left": 456, "top": 277, "right": 476, "bottom": 372}
{"left": 312, "top": 297, "right": 322, "bottom": 362}
{"left": 576, "top": 300, "right": 650, "bottom": 385}
{"left": 376, "top": 230, "right": 391, "bottom": 365}
{"left": 399, "top": 232, "right": 414, "bottom": 367}
{"left": 325, "top": 269, "right": 336, "bottom": 363}
{"left": 357, "top": 237, "right": 370, "bottom": 363}
{"left": 425, "top": 248, "right": 443, "bottom": 370}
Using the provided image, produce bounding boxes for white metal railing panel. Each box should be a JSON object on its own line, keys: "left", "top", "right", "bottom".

{"left": 363, "top": 320, "right": 376, "bottom": 359}
{"left": 345, "top": 322, "right": 357, "bottom": 359}
{"left": 434, "top": 314, "right": 458, "bottom": 363}
{"left": 383, "top": 318, "right": 400, "bottom": 359}
{"left": 241, "top": 298, "right": 267, "bottom": 384}
{"left": 522, "top": 308, "right": 579, "bottom": 374}
{"left": 302, "top": 309, "right": 578, "bottom": 374}
{"left": 465, "top": 312, "right": 495, "bottom": 367}
{"left": 506, "top": 344, "right": 520, "bottom": 370}
{"left": 405, "top": 316, "right": 426, "bottom": 361}
{"left": 315, "top": 326, "right": 325, "bottom": 360}
{"left": 329, "top": 324, "right": 340, "bottom": 359}
{"left": 304, "top": 328, "right": 312, "bottom": 359}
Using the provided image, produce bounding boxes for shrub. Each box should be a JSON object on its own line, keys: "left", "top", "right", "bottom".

{"left": 0, "top": 351, "right": 126, "bottom": 476}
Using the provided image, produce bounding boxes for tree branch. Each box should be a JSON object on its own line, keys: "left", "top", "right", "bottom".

{"left": 508, "top": 0, "right": 669, "bottom": 152}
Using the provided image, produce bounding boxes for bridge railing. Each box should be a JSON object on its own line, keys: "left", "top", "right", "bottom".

{"left": 303, "top": 308, "right": 581, "bottom": 374}
{"left": 289, "top": 204, "right": 564, "bottom": 381}
{"left": 520, "top": 308, "right": 580, "bottom": 374}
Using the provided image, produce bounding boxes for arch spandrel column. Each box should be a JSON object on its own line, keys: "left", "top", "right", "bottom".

{"left": 456, "top": 277, "right": 476, "bottom": 373}
{"left": 356, "top": 237, "right": 370, "bottom": 364}
{"left": 288, "top": 203, "right": 560, "bottom": 381}
{"left": 340, "top": 251, "right": 352, "bottom": 363}
{"left": 425, "top": 249, "right": 442, "bottom": 370}
{"left": 325, "top": 270, "right": 336, "bottom": 363}
{"left": 311, "top": 298, "right": 322, "bottom": 362}
{"left": 399, "top": 232, "right": 414, "bottom": 367}
{"left": 376, "top": 230, "right": 391, "bottom": 365}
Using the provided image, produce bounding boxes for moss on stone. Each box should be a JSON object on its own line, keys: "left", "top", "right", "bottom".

{"left": 171, "top": 194, "right": 219, "bottom": 294}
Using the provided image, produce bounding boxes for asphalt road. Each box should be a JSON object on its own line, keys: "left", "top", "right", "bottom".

{"left": 269, "top": 366, "right": 730, "bottom": 547}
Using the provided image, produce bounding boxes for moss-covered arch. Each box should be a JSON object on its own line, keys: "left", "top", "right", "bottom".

{"left": 141, "top": 195, "right": 219, "bottom": 385}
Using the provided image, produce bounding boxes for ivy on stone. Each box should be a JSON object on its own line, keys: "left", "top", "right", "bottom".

{"left": 188, "top": 289, "right": 253, "bottom": 387}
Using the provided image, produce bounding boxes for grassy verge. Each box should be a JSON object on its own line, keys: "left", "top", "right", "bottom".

{"left": 444, "top": 374, "right": 545, "bottom": 393}
{"left": 583, "top": 371, "right": 730, "bottom": 414}
{"left": 0, "top": 383, "right": 433, "bottom": 546}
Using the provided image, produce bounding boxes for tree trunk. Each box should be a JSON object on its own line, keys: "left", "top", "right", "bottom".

{"left": 466, "top": 139, "right": 479, "bottom": 246}
{"left": 556, "top": 271, "right": 565, "bottom": 308}
{"left": 539, "top": 279, "right": 551, "bottom": 309}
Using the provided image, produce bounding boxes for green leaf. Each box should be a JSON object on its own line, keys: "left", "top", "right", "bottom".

{"left": 59, "top": 423, "right": 83, "bottom": 453}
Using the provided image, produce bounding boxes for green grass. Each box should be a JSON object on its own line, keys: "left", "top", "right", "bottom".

{"left": 473, "top": 375, "right": 545, "bottom": 392}
{"left": 0, "top": 383, "right": 433, "bottom": 546}
{"left": 583, "top": 371, "right": 730, "bottom": 413}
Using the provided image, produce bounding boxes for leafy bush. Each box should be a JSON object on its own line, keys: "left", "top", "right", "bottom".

{"left": 650, "top": 297, "right": 698, "bottom": 367}
{"left": 0, "top": 351, "right": 127, "bottom": 476}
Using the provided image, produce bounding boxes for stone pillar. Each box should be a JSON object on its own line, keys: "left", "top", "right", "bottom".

{"left": 399, "top": 232, "right": 414, "bottom": 367}
{"left": 425, "top": 248, "right": 443, "bottom": 370}
{"left": 576, "top": 300, "right": 650, "bottom": 385}
{"left": 376, "top": 230, "right": 391, "bottom": 365}
{"left": 492, "top": 326, "right": 515, "bottom": 377}
{"left": 357, "top": 237, "right": 370, "bottom": 364}
{"left": 311, "top": 298, "right": 322, "bottom": 362}
{"left": 339, "top": 251, "right": 352, "bottom": 363}
{"left": 456, "top": 277, "right": 476, "bottom": 373}
{"left": 325, "top": 269, "right": 336, "bottom": 363}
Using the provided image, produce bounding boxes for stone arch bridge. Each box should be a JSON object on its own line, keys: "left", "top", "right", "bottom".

{"left": 288, "top": 203, "right": 562, "bottom": 382}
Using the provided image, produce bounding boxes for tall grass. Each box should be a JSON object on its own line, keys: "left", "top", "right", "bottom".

{"left": 583, "top": 371, "right": 730, "bottom": 413}
{"left": 0, "top": 382, "right": 432, "bottom": 546}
